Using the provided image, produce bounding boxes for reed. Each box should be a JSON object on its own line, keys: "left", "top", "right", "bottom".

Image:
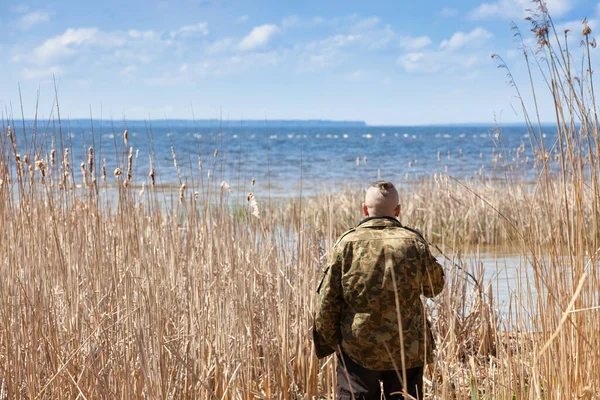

{"left": 0, "top": 2, "right": 599, "bottom": 398}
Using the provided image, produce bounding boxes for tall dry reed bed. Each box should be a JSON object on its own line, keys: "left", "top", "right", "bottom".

{"left": 1, "top": 2, "right": 600, "bottom": 398}
{"left": 0, "top": 140, "right": 597, "bottom": 398}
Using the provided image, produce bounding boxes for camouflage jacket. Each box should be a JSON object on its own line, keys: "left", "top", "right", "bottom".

{"left": 314, "top": 217, "right": 445, "bottom": 370}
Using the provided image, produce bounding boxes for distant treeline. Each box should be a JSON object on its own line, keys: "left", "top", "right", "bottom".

{"left": 15, "top": 119, "right": 367, "bottom": 128}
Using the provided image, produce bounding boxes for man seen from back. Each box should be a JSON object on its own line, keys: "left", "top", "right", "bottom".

{"left": 314, "top": 180, "right": 445, "bottom": 399}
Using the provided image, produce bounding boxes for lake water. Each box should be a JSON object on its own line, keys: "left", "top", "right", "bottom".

{"left": 3, "top": 120, "right": 562, "bottom": 196}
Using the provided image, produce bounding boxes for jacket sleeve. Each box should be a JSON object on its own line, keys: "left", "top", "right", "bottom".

{"left": 314, "top": 247, "right": 343, "bottom": 350}
{"left": 417, "top": 241, "right": 445, "bottom": 298}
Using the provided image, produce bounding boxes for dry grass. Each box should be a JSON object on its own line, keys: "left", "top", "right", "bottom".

{"left": 1, "top": 2, "right": 599, "bottom": 399}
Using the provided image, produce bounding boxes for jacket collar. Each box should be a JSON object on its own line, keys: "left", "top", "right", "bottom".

{"left": 357, "top": 216, "right": 403, "bottom": 228}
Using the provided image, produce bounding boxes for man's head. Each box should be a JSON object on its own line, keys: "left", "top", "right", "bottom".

{"left": 363, "top": 180, "right": 400, "bottom": 218}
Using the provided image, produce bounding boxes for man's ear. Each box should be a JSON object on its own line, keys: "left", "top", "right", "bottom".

{"left": 394, "top": 204, "right": 401, "bottom": 217}
{"left": 362, "top": 203, "right": 369, "bottom": 216}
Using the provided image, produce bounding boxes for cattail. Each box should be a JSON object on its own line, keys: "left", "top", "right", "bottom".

{"left": 221, "top": 180, "right": 232, "bottom": 192}
{"left": 408, "top": 161, "right": 413, "bottom": 168}
{"left": 102, "top": 159, "right": 106, "bottom": 182}
{"left": 88, "top": 147, "right": 94, "bottom": 176}
{"left": 114, "top": 168, "right": 123, "bottom": 177}
{"left": 51, "top": 149, "right": 56, "bottom": 165}
{"left": 356, "top": 157, "right": 360, "bottom": 166}
{"left": 247, "top": 192, "right": 260, "bottom": 218}
{"left": 24, "top": 155, "right": 30, "bottom": 165}
{"left": 139, "top": 182, "right": 145, "bottom": 197}
{"left": 198, "top": 160, "right": 202, "bottom": 171}
{"left": 194, "top": 191, "right": 199, "bottom": 200}
{"left": 63, "top": 149, "right": 70, "bottom": 170}
{"left": 81, "top": 163, "right": 88, "bottom": 187}
{"left": 15, "top": 154, "right": 23, "bottom": 178}
{"left": 135, "top": 149, "right": 139, "bottom": 158}
{"left": 124, "top": 129, "right": 129, "bottom": 146}
{"left": 179, "top": 183, "right": 186, "bottom": 203}
{"left": 437, "top": 151, "right": 441, "bottom": 162}
{"left": 363, "top": 156, "right": 367, "bottom": 164}
{"left": 583, "top": 24, "right": 592, "bottom": 36}
{"left": 61, "top": 171, "right": 68, "bottom": 189}
{"left": 149, "top": 168, "right": 155, "bottom": 187}
{"left": 28, "top": 165, "right": 34, "bottom": 185}
{"left": 207, "top": 169, "right": 211, "bottom": 179}
{"left": 214, "top": 148, "right": 218, "bottom": 157}
{"left": 251, "top": 178, "right": 255, "bottom": 186}
{"left": 127, "top": 147, "right": 133, "bottom": 182}
{"left": 36, "top": 159, "right": 46, "bottom": 184}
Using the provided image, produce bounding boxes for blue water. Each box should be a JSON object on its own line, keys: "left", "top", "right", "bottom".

{"left": 2, "top": 120, "right": 561, "bottom": 196}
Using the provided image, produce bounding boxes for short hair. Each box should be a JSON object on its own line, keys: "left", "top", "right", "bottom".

{"left": 369, "top": 180, "right": 396, "bottom": 196}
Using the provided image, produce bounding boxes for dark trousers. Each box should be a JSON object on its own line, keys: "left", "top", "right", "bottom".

{"left": 336, "top": 352, "right": 424, "bottom": 400}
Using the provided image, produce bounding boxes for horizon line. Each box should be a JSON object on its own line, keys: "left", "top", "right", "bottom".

{"left": 4, "top": 118, "right": 556, "bottom": 127}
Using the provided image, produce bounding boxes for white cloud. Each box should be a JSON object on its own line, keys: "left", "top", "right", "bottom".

{"left": 120, "top": 65, "right": 137, "bottom": 75}
{"left": 349, "top": 16, "right": 380, "bottom": 32}
{"left": 398, "top": 35, "right": 432, "bottom": 50}
{"left": 34, "top": 28, "right": 100, "bottom": 63}
{"left": 236, "top": 15, "right": 249, "bottom": 23}
{"left": 297, "top": 16, "right": 399, "bottom": 70}
{"left": 9, "top": 55, "right": 19, "bottom": 63}
{"left": 144, "top": 50, "right": 284, "bottom": 86}
{"left": 18, "top": 10, "right": 52, "bottom": 31}
{"left": 343, "top": 69, "right": 366, "bottom": 82}
{"left": 170, "top": 23, "right": 209, "bottom": 38}
{"left": 238, "top": 24, "right": 279, "bottom": 51}
{"left": 26, "top": 26, "right": 176, "bottom": 65}
{"left": 223, "top": 51, "right": 281, "bottom": 72}
{"left": 282, "top": 15, "right": 299, "bottom": 29}
{"left": 206, "top": 37, "right": 234, "bottom": 54}
{"left": 22, "top": 66, "right": 63, "bottom": 80}
{"left": 129, "top": 29, "right": 161, "bottom": 40}
{"left": 469, "top": 0, "right": 572, "bottom": 20}
{"left": 398, "top": 28, "right": 493, "bottom": 73}
{"left": 440, "top": 7, "right": 459, "bottom": 17}
{"left": 299, "top": 34, "right": 361, "bottom": 70}
{"left": 397, "top": 50, "right": 483, "bottom": 73}
{"left": 369, "top": 24, "right": 395, "bottom": 49}
{"left": 439, "top": 27, "right": 493, "bottom": 51}
{"left": 397, "top": 53, "right": 426, "bottom": 72}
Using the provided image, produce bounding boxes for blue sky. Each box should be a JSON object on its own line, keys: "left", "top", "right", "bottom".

{"left": 0, "top": 0, "right": 598, "bottom": 125}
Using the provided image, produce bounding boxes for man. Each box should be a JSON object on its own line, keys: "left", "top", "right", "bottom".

{"left": 314, "top": 180, "right": 445, "bottom": 399}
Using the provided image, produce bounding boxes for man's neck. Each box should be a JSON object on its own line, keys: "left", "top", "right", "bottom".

{"left": 358, "top": 216, "right": 401, "bottom": 226}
